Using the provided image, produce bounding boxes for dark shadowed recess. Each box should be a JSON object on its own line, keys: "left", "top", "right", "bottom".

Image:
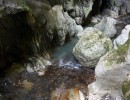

{"left": 0, "top": 11, "right": 34, "bottom": 71}
{"left": 92, "top": 0, "right": 102, "bottom": 16}
{"left": 0, "top": 11, "right": 57, "bottom": 72}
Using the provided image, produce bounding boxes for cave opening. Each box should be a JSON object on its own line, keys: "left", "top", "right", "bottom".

{"left": 0, "top": 11, "right": 35, "bottom": 71}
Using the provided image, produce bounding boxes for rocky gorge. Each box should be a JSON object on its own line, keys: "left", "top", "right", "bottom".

{"left": 0, "top": 0, "right": 130, "bottom": 100}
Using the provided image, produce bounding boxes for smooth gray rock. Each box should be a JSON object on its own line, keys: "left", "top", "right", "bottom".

{"left": 75, "top": 25, "right": 83, "bottom": 35}
{"left": 94, "top": 17, "right": 117, "bottom": 38}
{"left": 114, "top": 25, "right": 130, "bottom": 49}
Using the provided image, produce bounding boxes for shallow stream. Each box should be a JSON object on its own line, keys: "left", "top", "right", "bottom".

{"left": 0, "top": 36, "right": 95, "bottom": 100}
{"left": 0, "top": 14, "right": 130, "bottom": 100}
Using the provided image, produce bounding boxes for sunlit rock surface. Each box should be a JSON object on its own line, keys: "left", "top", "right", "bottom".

{"left": 94, "top": 17, "right": 117, "bottom": 38}
{"left": 88, "top": 26, "right": 130, "bottom": 100}
{"left": 73, "top": 27, "right": 113, "bottom": 67}
{"left": 114, "top": 25, "right": 130, "bottom": 49}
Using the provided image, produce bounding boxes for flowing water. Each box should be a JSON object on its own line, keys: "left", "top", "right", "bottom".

{"left": 0, "top": 14, "right": 130, "bottom": 100}
{"left": 0, "top": 36, "right": 95, "bottom": 100}
{"left": 52, "top": 37, "right": 78, "bottom": 59}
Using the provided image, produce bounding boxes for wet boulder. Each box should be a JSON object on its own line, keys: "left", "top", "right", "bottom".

{"left": 73, "top": 27, "right": 113, "bottom": 67}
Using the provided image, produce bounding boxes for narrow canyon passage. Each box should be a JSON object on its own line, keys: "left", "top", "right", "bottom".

{"left": 0, "top": 0, "right": 130, "bottom": 100}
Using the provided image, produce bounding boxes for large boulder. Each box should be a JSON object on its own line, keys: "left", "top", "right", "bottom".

{"left": 88, "top": 26, "right": 130, "bottom": 100}
{"left": 94, "top": 17, "right": 117, "bottom": 38}
{"left": 73, "top": 27, "right": 113, "bottom": 67}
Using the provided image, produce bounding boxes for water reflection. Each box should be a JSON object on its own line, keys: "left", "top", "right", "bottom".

{"left": 53, "top": 52, "right": 81, "bottom": 70}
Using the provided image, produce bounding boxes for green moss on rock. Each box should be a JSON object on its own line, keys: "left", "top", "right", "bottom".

{"left": 14, "top": 0, "right": 30, "bottom": 11}
{"left": 105, "top": 37, "right": 130, "bottom": 66}
{"left": 122, "top": 80, "right": 130, "bottom": 100}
